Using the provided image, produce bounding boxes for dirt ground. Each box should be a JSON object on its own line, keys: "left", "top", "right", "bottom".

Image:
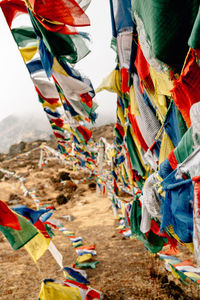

{"left": 0, "top": 150, "right": 200, "bottom": 299}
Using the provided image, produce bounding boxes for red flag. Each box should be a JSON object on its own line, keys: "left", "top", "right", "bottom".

{"left": 171, "top": 49, "right": 200, "bottom": 126}
{"left": 28, "top": 0, "right": 90, "bottom": 27}
{"left": 75, "top": 245, "right": 95, "bottom": 250}
{"left": 128, "top": 112, "right": 148, "bottom": 151}
{"left": 51, "top": 118, "right": 64, "bottom": 127}
{"left": 0, "top": 200, "right": 21, "bottom": 230}
{"left": 80, "top": 93, "right": 93, "bottom": 108}
{"left": 34, "top": 219, "right": 50, "bottom": 239}
{"left": 86, "top": 289, "right": 101, "bottom": 300}
{"left": 135, "top": 44, "right": 153, "bottom": 93}
{"left": 113, "top": 179, "right": 119, "bottom": 196}
{"left": 35, "top": 86, "right": 59, "bottom": 105}
{"left": 168, "top": 149, "right": 178, "bottom": 170}
{"left": 77, "top": 126, "right": 92, "bottom": 142}
{"left": 115, "top": 122, "right": 125, "bottom": 138}
{"left": 121, "top": 67, "right": 129, "bottom": 93}
{"left": 34, "top": 14, "right": 78, "bottom": 34}
{"left": 53, "top": 131, "right": 65, "bottom": 139}
{"left": 0, "top": 0, "right": 27, "bottom": 28}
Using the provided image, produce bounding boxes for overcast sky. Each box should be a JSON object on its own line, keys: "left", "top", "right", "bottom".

{"left": 0, "top": 0, "right": 117, "bottom": 123}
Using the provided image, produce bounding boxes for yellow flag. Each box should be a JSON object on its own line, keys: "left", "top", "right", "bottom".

{"left": 24, "top": 231, "right": 50, "bottom": 264}
{"left": 20, "top": 45, "right": 38, "bottom": 62}
{"left": 52, "top": 58, "right": 69, "bottom": 77}
{"left": 145, "top": 89, "right": 167, "bottom": 122}
{"left": 130, "top": 85, "right": 140, "bottom": 116}
{"left": 38, "top": 281, "right": 81, "bottom": 300}
{"left": 149, "top": 66, "right": 174, "bottom": 97}
{"left": 184, "top": 272, "right": 200, "bottom": 280}
{"left": 73, "top": 241, "right": 82, "bottom": 248}
{"left": 117, "top": 105, "right": 125, "bottom": 126}
{"left": 121, "top": 164, "right": 128, "bottom": 184}
{"left": 62, "top": 123, "right": 72, "bottom": 132}
{"left": 121, "top": 203, "right": 126, "bottom": 219}
{"left": 63, "top": 231, "right": 74, "bottom": 236}
{"left": 170, "top": 266, "right": 180, "bottom": 279}
{"left": 159, "top": 132, "right": 174, "bottom": 165}
{"left": 117, "top": 225, "right": 125, "bottom": 230}
{"left": 76, "top": 253, "right": 92, "bottom": 263}
{"left": 166, "top": 226, "right": 193, "bottom": 252}
{"left": 42, "top": 100, "right": 61, "bottom": 110}
{"left": 96, "top": 69, "right": 122, "bottom": 97}
{"left": 107, "top": 148, "right": 116, "bottom": 160}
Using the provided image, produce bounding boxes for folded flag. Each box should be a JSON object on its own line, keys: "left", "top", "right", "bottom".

{"left": 39, "top": 277, "right": 101, "bottom": 300}
{"left": 63, "top": 231, "right": 75, "bottom": 236}
{"left": 86, "top": 288, "right": 102, "bottom": 300}
{"left": 64, "top": 278, "right": 88, "bottom": 291}
{"left": 75, "top": 245, "right": 95, "bottom": 251}
{"left": 69, "top": 237, "right": 83, "bottom": 243}
{"left": 29, "top": 10, "right": 89, "bottom": 63}
{"left": 38, "top": 280, "right": 81, "bottom": 300}
{"left": 76, "top": 126, "right": 92, "bottom": 143}
{"left": 44, "top": 224, "right": 55, "bottom": 238}
{"left": 73, "top": 241, "right": 83, "bottom": 248}
{"left": 74, "top": 261, "right": 99, "bottom": 269}
{"left": 11, "top": 27, "right": 37, "bottom": 48}
{"left": 65, "top": 267, "right": 87, "bottom": 279}
{"left": 63, "top": 267, "right": 90, "bottom": 285}
{"left": 122, "top": 229, "right": 132, "bottom": 237}
{"left": 64, "top": 279, "right": 102, "bottom": 299}
{"left": 76, "top": 249, "right": 96, "bottom": 256}
{"left": 59, "top": 227, "right": 68, "bottom": 232}
{"left": 76, "top": 254, "right": 92, "bottom": 264}
{"left": 64, "top": 278, "right": 102, "bottom": 299}
{"left": 185, "top": 272, "right": 200, "bottom": 283}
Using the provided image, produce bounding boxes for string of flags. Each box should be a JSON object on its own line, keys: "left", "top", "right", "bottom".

{"left": 0, "top": 195, "right": 102, "bottom": 299}
{"left": 94, "top": 0, "right": 200, "bottom": 284}
{"left": 0, "top": 0, "right": 97, "bottom": 160}
{"left": 3, "top": 137, "right": 200, "bottom": 288}
{"left": 158, "top": 254, "right": 200, "bottom": 285}
{"left": 38, "top": 218, "right": 102, "bottom": 300}
{"left": 0, "top": 1, "right": 102, "bottom": 297}
{"left": 3, "top": 134, "right": 200, "bottom": 287}
{"left": 0, "top": 167, "right": 41, "bottom": 209}
{"left": 0, "top": 146, "right": 102, "bottom": 298}
{"left": 0, "top": 161, "right": 102, "bottom": 298}
{"left": 2, "top": 0, "right": 200, "bottom": 294}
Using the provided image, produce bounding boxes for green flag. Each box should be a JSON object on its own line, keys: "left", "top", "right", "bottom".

{"left": 0, "top": 213, "right": 38, "bottom": 250}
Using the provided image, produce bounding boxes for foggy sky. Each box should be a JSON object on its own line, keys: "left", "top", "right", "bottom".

{"left": 0, "top": 0, "right": 117, "bottom": 123}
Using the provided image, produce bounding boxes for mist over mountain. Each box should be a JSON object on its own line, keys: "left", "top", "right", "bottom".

{"left": 0, "top": 111, "right": 115, "bottom": 153}
{"left": 93, "top": 111, "right": 116, "bottom": 127}
{"left": 0, "top": 114, "right": 52, "bottom": 153}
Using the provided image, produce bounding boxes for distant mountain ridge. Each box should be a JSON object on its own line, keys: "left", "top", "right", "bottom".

{"left": 0, "top": 113, "right": 115, "bottom": 153}
{"left": 0, "top": 114, "right": 52, "bottom": 153}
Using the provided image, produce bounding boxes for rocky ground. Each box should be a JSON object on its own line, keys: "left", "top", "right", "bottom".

{"left": 0, "top": 125, "right": 200, "bottom": 299}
